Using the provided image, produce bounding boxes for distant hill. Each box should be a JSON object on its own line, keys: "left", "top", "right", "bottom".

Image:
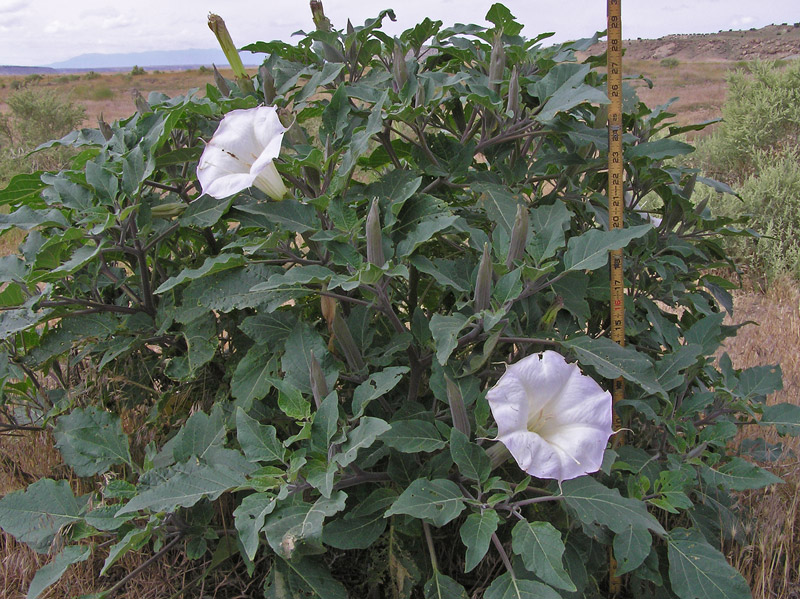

{"left": 46, "top": 48, "right": 260, "bottom": 70}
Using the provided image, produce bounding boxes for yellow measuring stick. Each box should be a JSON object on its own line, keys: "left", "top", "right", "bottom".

{"left": 607, "top": 1, "right": 625, "bottom": 595}
{"left": 607, "top": 0, "right": 625, "bottom": 431}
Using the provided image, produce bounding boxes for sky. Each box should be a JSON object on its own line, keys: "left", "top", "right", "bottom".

{"left": 0, "top": 0, "right": 797, "bottom": 66}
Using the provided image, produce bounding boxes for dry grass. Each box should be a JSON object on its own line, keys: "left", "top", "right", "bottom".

{"left": 722, "top": 279, "right": 800, "bottom": 599}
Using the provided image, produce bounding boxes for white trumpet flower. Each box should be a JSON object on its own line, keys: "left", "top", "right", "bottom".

{"left": 486, "top": 351, "right": 613, "bottom": 482}
{"left": 196, "top": 106, "right": 288, "bottom": 201}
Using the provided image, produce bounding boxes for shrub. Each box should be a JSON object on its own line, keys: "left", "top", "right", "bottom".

{"left": 84, "top": 70, "right": 100, "bottom": 80}
{"left": 90, "top": 85, "right": 115, "bottom": 100}
{"left": 130, "top": 65, "right": 146, "bottom": 76}
{"left": 660, "top": 57, "right": 679, "bottom": 67}
{"left": 0, "top": 5, "right": 791, "bottom": 598}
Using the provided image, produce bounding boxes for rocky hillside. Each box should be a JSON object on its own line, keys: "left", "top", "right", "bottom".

{"left": 590, "top": 23, "right": 800, "bottom": 62}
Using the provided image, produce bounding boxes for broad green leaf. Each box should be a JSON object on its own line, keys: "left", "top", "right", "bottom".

{"left": 169, "top": 408, "right": 226, "bottom": 463}
{"left": 533, "top": 63, "right": 609, "bottom": 122}
{"left": 116, "top": 461, "right": 247, "bottom": 515}
{"left": 334, "top": 417, "right": 391, "bottom": 467}
{"left": 239, "top": 311, "right": 297, "bottom": 346}
{"left": 180, "top": 194, "right": 234, "bottom": 227}
{"left": 0, "top": 172, "right": 46, "bottom": 205}
{"left": 281, "top": 323, "right": 337, "bottom": 395}
{"left": 154, "top": 254, "right": 245, "bottom": 294}
{"left": 626, "top": 138, "right": 694, "bottom": 160}
{"left": 0, "top": 479, "right": 85, "bottom": 553}
{"left": 450, "top": 429, "right": 491, "bottom": 482}
{"left": 236, "top": 408, "right": 286, "bottom": 465}
{"left": 564, "top": 336, "right": 665, "bottom": 398}
{"left": 738, "top": 364, "right": 783, "bottom": 400}
{"left": 667, "top": 528, "right": 751, "bottom": 599}
{"left": 424, "top": 569, "right": 469, "bottom": 599}
{"left": 613, "top": 525, "right": 652, "bottom": 576}
{"left": 27, "top": 545, "right": 91, "bottom": 599}
{"left": 270, "top": 378, "right": 311, "bottom": 420}
{"left": 475, "top": 183, "right": 521, "bottom": 234}
{"left": 323, "top": 488, "right": 396, "bottom": 550}
{"left": 380, "top": 420, "right": 445, "bottom": 453}
{"left": 234, "top": 492, "right": 276, "bottom": 561}
{"left": 409, "top": 256, "right": 470, "bottom": 292}
{"left": 511, "top": 520, "right": 575, "bottom": 591}
{"left": 310, "top": 392, "right": 340, "bottom": 454}
{"left": 100, "top": 525, "right": 152, "bottom": 576}
{"left": 277, "top": 556, "right": 349, "bottom": 599}
{"left": 529, "top": 201, "right": 571, "bottom": 261}
{"left": 263, "top": 493, "right": 347, "bottom": 559}
{"left": 485, "top": 572, "right": 562, "bottom": 599}
{"left": 429, "top": 312, "right": 471, "bottom": 366}
{"left": 251, "top": 265, "right": 336, "bottom": 292}
{"left": 760, "top": 403, "right": 800, "bottom": 436}
{"left": 655, "top": 344, "right": 703, "bottom": 391}
{"left": 352, "top": 367, "right": 409, "bottom": 417}
{"left": 394, "top": 195, "right": 458, "bottom": 257}
{"left": 684, "top": 313, "right": 725, "bottom": 355}
{"left": 459, "top": 510, "right": 499, "bottom": 573}
{"left": 563, "top": 225, "right": 652, "bottom": 272}
{"left": 562, "top": 476, "right": 665, "bottom": 535}
{"left": 0, "top": 206, "right": 69, "bottom": 231}
{"left": 234, "top": 200, "right": 320, "bottom": 233}
{"left": 231, "top": 345, "right": 277, "bottom": 404}
{"left": 700, "top": 458, "right": 782, "bottom": 491}
{"left": 84, "top": 505, "right": 133, "bottom": 531}
{"left": 54, "top": 407, "right": 131, "bottom": 477}
{"left": 385, "top": 478, "right": 465, "bottom": 526}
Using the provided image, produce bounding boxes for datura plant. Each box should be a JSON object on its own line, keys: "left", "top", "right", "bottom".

{"left": 0, "top": 4, "right": 792, "bottom": 599}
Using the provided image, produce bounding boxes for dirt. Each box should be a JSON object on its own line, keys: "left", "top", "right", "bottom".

{"left": 587, "top": 23, "right": 800, "bottom": 62}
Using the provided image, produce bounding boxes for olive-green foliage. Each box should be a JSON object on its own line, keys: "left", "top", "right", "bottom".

{"left": 694, "top": 60, "right": 800, "bottom": 280}
{"left": 0, "top": 88, "right": 86, "bottom": 185}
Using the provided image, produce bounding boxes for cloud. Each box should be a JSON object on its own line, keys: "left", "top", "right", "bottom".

{"left": 730, "top": 15, "right": 757, "bottom": 28}
{"left": 0, "top": 0, "right": 26, "bottom": 13}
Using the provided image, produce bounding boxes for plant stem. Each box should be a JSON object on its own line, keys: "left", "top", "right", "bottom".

{"left": 422, "top": 521, "right": 439, "bottom": 571}
{"left": 491, "top": 533, "right": 516, "bottom": 578}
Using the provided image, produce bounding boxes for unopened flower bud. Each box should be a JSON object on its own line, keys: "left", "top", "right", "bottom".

{"left": 98, "top": 114, "right": 113, "bottom": 141}
{"left": 277, "top": 108, "right": 307, "bottom": 146}
{"left": 486, "top": 442, "right": 511, "bottom": 470}
{"left": 488, "top": 31, "right": 506, "bottom": 94}
{"left": 131, "top": 89, "right": 150, "bottom": 114}
{"left": 366, "top": 199, "right": 385, "bottom": 267}
{"left": 505, "top": 203, "right": 529, "bottom": 269}
{"left": 208, "top": 13, "right": 255, "bottom": 95}
{"left": 474, "top": 243, "right": 492, "bottom": 313}
{"left": 212, "top": 64, "right": 231, "bottom": 97}
{"left": 682, "top": 173, "right": 697, "bottom": 200}
{"left": 392, "top": 42, "right": 408, "bottom": 91}
{"left": 506, "top": 65, "right": 519, "bottom": 118}
{"left": 445, "top": 375, "right": 470, "bottom": 437}
{"left": 259, "top": 65, "right": 276, "bottom": 104}
{"left": 310, "top": 0, "right": 332, "bottom": 31}
{"left": 539, "top": 295, "right": 564, "bottom": 331}
{"left": 332, "top": 310, "right": 365, "bottom": 371}
{"left": 309, "top": 350, "right": 328, "bottom": 409}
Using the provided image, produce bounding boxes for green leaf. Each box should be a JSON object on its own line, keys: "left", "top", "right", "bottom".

{"left": 380, "top": 420, "right": 445, "bottom": 453}
{"left": 562, "top": 476, "right": 665, "bottom": 535}
{"left": 27, "top": 545, "right": 91, "bottom": 599}
{"left": 334, "top": 417, "right": 391, "bottom": 467}
{"left": 563, "top": 225, "right": 652, "bottom": 272}
{"left": 564, "top": 336, "right": 665, "bottom": 397}
{"left": 667, "top": 528, "right": 751, "bottom": 599}
{"left": 626, "top": 138, "right": 694, "bottom": 160}
{"left": 475, "top": 183, "right": 522, "bottom": 234}
{"left": 352, "top": 367, "right": 409, "bottom": 417}
{"left": 323, "top": 488, "right": 396, "bottom": 550}
{"left": 394, "top": 195, "right": 458, "bottom": 257}
{"left": 511, "top": 520, "right": 576, "bottom": 591}
{"left": 169, "top": 408, "right": 226, "bottom": 463}
{"left": 154, "top": 254, "right": 245, "bottom": 294}
{"left": 0, "top": 172, "right": 46, "bottom": 205}
{"left": 54, "top": 407, "right": 131, "bottom": 476}
{"left": 234, "top": 200, "right": 320, "bottom": 233}
{"left": 613, "top": 525, "right": 652, "bottom": 576}
{"left": 231, "top": 345, "right": 277, "bottom": 404}
{"left": 0, "top": 479, "right": 85, "bottom": 553}
{"left": 236, "top": 408, "right": 286, "bottom": 465}
{"left": 234, "top": 492, "right": 276, "bottom": 561}
{"left": 424, "top": 569, "right": 469, "bottom": 599}
{"left": 180, "top": 194, "right": 234, "bottom": 227}
{"left": 738, "top": 364, "right": 783, "bottom": 400}
{"left": 760, "top": 403, "right": 800, "bottom": 436}
{"left": 655, "top": 344, "right": 703, "bottom": 391}
{"left": 485, "top": 572, "right": 562, "bottom": 599}
{"left": 459, "top": 510, "right": 499, "bottom": 573}
{"left": 281, "top": 323, "right": 337, "bottom": 395}
{"left": 450, "top": 429, "right": 491, "bottom": 482}
{"left": 429, "top": 312, "right": 471, "bottom": 366}
{"left": 700, "top": 458, "right": 782, "bottom": 491}
{"left": 385, "top": 478, "right": 465, "bottom": 526}
{"left": 279, "top": 556, "right": 349, "bottom": 599}
{"left": 100, "top": 525, "right": 152, "bottom": 576}
{"left": 533, "top": 63, "right": 609, "bottom": 122}
{"left": 116, "top": 461, "right": 247, "bottom": 515}
{"left": 310, "top": 392, "right": 340, "bottom": 454}
{"left": 263, "top": 493, "right": 347, "bottom": 559}
{"left": 529, "top": 201, "right": 570, "bottom": 261}
{"left": 251, "top": 265, "right": 335, "bottom": 292}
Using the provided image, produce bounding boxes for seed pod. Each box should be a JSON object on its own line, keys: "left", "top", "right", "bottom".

{"left": 131, "top": 89, "right": 150, "bottom": 114}
{"left": 310, "top": 0, "right": 332, "bottom": 31}
{"left": 98, "top": 114, "right": 113, "bottom": 141}
{"left": 392, "top": 42, "right": 408, "bottom": 91}
{"left": 505, "top": 203, "right": 529, "bottom": 269}
{"left": 474, "top": 243, "right": 492, "bottom": 313}
{"left": 332, "top": 310, "right": 365, "bottom": 371}
{"left": 259, "top": 65, "right": 276, "bottom": 104}
{"left": 212, "top": 64, "right": 231, "bottom": 97}
{"left": 366, "top": 199, "right": 385, "bottom": 267}
{"left": 506, "top": 65, "right": 520, "bottom": 119}
{"left": 445, "top": 375, "right": 470, "bottom": 437}
{"left": 488, "top": 30, "right": 506, "bottom": 93}
{"left": 309, "top": 350, "right": 328, "bottom": 409}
